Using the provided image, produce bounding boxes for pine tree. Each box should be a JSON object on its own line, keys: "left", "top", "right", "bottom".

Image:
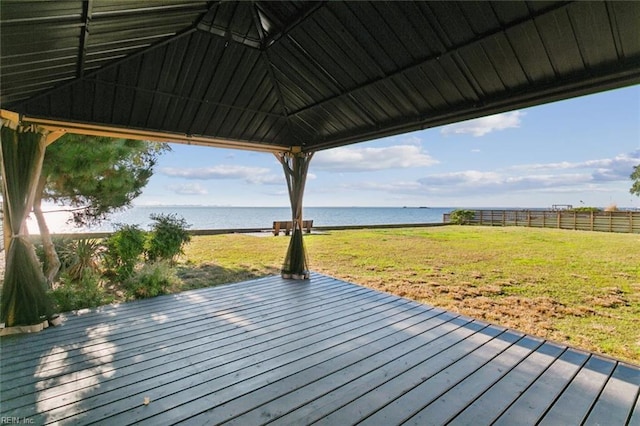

{"left": 33, "top": 134, "right": 169, "bottom": 286}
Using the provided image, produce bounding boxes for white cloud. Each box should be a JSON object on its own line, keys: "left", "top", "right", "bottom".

{"left": 246, "top": 174, "right": 283, "bottom": 185}
{"left": 419, "top": 171, "right": 503, "bottom": 186}
{"left": 161, "top": 165, "right": 271, "bottom": 180}
{"left": 313, "top": 145, "right": 438, "bottom": 172}
{"left": 160, "top": 164, "right": 317, "bottom": 186}
{"left": 508, "top": 150, "right": 640, "bottom": 183}
{"left": 441, "top": 111, "right": 524, "bottom": 137}
{"left": 414, "top": 152, "right": 636, "bottom": 196}
{"left": 343, "top": 181, "right": 423, "bottom": 192}
{"left": 403, "top": 136, "right": 423, "bottom": 146}
{"left": 167, "top": 183, "right": 208, "bottom": 195}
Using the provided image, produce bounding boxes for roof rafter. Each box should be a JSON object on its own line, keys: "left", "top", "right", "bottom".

{"left": 77, "top": 0, "right": 93, "bottom": 78}
{"left": 289, "top": 1, "right": 576, "bottom": 119}
{"left": 261, "top": 2, "right": 326, "bottom": 49}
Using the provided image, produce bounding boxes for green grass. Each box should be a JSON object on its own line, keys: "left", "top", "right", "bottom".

{"left": 177, "top": 226, "right": 640, "bottom": 364}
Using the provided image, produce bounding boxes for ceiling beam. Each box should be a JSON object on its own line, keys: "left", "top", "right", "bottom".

{"left": 0, "top": 109, "right": 292, "bottom": 153}
{"left": 261, "top": 2, "right": 326, "bottom": 49}
{"left": 77, "top": 0, "right": 94, "bottom": 79}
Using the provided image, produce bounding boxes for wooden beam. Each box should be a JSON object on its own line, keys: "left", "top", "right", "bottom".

{"left": 0, "top": 110, "right": 294, "bottom": 153}
{"left": 45, "top": 130, "right": 66, "bottom": 146}
{"left": 0, "top": 110, "right": 20, "bottom": 128}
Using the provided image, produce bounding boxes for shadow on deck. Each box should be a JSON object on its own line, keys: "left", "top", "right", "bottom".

{"left": 1, "top": 273, "right": 639, "bottom": 425}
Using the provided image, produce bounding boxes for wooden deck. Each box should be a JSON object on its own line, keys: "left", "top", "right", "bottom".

{"left": 1, "top": 273, "right": 639, "bottom": 425}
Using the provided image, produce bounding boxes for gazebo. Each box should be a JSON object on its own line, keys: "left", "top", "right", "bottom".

{"left": 1, "top": 2, "right": 640, "bottom": 423}
{"left": 2, "top": 0, "right": 639, "bottom": 329}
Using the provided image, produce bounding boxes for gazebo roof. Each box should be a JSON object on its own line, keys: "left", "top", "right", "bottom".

{"left": 1, "top": 1, "right": 639, "bottom": 152}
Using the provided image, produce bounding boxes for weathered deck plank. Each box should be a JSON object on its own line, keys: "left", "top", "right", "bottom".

{"left": 537, "top": 355, "right": 618, "bottom": 425}
{"left": 584, "top": 363, "right": 640, "bottom": 425}
{"left": 1, "top": 273, "right": 638, "bottom": 425}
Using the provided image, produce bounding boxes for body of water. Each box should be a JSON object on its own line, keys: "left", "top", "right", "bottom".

{"left": 29, "top": 206, "right": 455, "bottom": 234}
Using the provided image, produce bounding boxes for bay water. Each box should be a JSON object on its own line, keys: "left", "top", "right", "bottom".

{"left": 30, "top": 206, "right": 454, "bottom": 234}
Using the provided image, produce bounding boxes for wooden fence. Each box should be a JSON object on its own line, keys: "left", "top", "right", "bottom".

{"left": 443, "top": 210, "right": 640, "bottom": 234}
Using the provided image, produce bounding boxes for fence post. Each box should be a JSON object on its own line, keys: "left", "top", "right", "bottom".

{"left": 609, "top": 212, "right": 613, "bottom": 232}
{"left": 590, "top": 211, "right": 594, "bottom": 231}
{"left": 557, "top": 211, "right": 561, "bottom": 229}
{"left": 630, "top": 211, "right": 633, "bottom": 233}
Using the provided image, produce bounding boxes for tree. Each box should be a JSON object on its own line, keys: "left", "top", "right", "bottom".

{"left": 34, "top": 134, "right": 170, "bottom": 286}
{"left": 631, "top": 165, "right": 640, "bottom": 197}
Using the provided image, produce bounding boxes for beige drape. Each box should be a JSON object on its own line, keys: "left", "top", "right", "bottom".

{"left": 275, "top": 151, "right": 314, "bottom": 279}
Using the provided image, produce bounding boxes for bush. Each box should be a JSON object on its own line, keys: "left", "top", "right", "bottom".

{"left": 145, "top": 213, "right": 191, "bottom": 264}
{"left": 104, "top": 224, "right": 147, "bottom": 280}
{"left": 50, "top": 270, "right": 112, "bottom": 312}
{"left": 570, "top": 206, "right": 600, "bottom": 212}
{"left": 124, "top": 261, "right": 181, "bottom": 299}
{"left": 35, "top": 236, "right": 72, "bottom": 275}
{"left": 449, "top": 209, "right": 475, "bottom": 225}
{"left": 59, "top": 238, "right": 104, "bottom": 281}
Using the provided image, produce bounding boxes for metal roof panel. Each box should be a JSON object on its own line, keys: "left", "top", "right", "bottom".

{"left": 1, "top": 1, "right": 638, "bottom": 151}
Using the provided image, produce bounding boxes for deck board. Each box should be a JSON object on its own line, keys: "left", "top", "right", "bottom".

{"left": 492, "top": 348, "right": 590, "bottom": 425}
{"left": 1, "top": 273, "right": 638, "bottom": 425}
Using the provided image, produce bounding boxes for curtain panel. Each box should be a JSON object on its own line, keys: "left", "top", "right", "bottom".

{"left": 1, "top": 125, "right": 54, "bottom": 327}
{"left": 276, "top": 152, "right": 313, "bottom": 279}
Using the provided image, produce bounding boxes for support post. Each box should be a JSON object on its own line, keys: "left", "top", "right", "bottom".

{"left": 275, "top": 150, "right": 314, "bottom": 280}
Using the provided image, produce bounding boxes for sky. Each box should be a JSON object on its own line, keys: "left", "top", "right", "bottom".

{"left": 136, "top": 85, "right": 640, "bottom": 209}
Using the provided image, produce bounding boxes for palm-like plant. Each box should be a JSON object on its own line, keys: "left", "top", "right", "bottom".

{"left": 60, "top": 238, "right": 105, "bottom": 282}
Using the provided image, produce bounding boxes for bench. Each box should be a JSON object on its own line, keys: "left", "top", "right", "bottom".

{"left": 272, "top": 220, "right": 313, "bottom": 236}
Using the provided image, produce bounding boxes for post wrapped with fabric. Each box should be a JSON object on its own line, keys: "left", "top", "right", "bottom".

{"left": 0, "top": 123, "right": 54, "bottom": 328}
{"left": 276, "top": 151, "right": 314, "bottom": 280}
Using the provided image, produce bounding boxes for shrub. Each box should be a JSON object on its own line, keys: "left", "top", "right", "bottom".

{"left": 124, "top": 261, "right": 181, "bottom": 299}
{"left": 449, "top": 209, "right": 475, "bottom": 225}
{"left": 35, "top": 236, "right": 72, "bottom": 275}
{"left": 59, "top": 238, "right": 104, "bottom": 281}
{"left": 50, "top": 270, "right": 112, "bottom": 312}
{"left": 103, "top": 224, "right": 147, "bottom": 280}
{"left": 570, "top": 206, "right": 600, "bottom": 212}
{"left": 145, "top": 213, "right": 191, "bottom": 264}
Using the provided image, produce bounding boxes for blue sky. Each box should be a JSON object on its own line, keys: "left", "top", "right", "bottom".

{"left": 137, "top": 85, "right": 640, "bottom": 209}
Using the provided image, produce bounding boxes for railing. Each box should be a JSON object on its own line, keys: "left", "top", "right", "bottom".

{"left": 443, "top": 210, "right": 640, "bottom": 234}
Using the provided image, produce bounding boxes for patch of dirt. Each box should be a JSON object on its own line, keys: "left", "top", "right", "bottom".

{"left": 584, "top": 287, "right": 629, "bottom": 308}
{"left": 449, "top": 295, "right": 576, "bottom": 338}
{"left": 353, "top": 276, "right": 604, "bottom": 340}
{"left": 176, "top": 262, "right": 279, "bottom": 290}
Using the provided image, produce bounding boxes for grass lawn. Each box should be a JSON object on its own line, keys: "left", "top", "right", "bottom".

{"left": 178, "top": 226, "right": 640, "bottom": 364}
